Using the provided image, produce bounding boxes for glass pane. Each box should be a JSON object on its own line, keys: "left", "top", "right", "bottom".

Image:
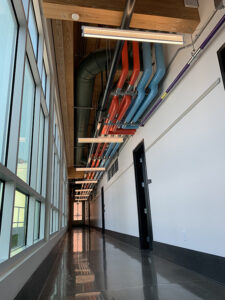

{"left": 42, "top": 62, "right": 47, "bottom": 95}
{"left": 0, "top": 0, "right": 17, "bottom": 164}
{"left": 73, "top": 202, "right": 82, "bottom": 221}
{"left": 11, "top": 191, "right": 28, "bottom": 251}
{"left": 53, "top": 155, "right": 60, "bottom": 208}
{"left": 17, "top": 59, "right": 35, "bottom": 183}
{"left": 51, "top": 152, "right": 55, "bottom": 204}
{"left": 37, "top": 109, "right": 45, "bottom": 193}
{"left": 28, "top": 2, "right": 38, "bottom": 57}
{"left": 0, "top": 181, "right": 4, "bottom": 227}
{"left": 22, "top": 0, "right": 29, "bottom": 17}
{"left": 55, "top": 211, "right": 58, "bottom": 231}
{"left": 34, "top": 201, "right": 41, "bottom": 241}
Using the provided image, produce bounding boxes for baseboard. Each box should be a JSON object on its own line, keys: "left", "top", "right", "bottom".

{"left": 91, "top": 225, "right": 140, "bottom": 248}
{"left": 15, "top": 235, "right": 66, "bottom": 300}
{"left": 153, "top": 241, "right": 225, "bottom": 286}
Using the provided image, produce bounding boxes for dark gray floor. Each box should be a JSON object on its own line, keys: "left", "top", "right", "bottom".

{"left": 39, "top": 228, "right": 225, "bottom": 300}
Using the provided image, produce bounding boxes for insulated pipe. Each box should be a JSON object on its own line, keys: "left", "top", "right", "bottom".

{"left": 87, "top": 41, "right": 131, "bottom": 185}
{"left": 130, "top": 43, "right": 165, "bottom": 124}
{"left": 101, "top": 41, "right": 129, "bottom": 135}
{"left": 141, "top": 14, "right": 225, "bottom": 125}
{"left": 87, "top": 0, "right": 136, "bottom": 167}
{"left": 112, "top": 41, "right": 140, "bottom": 131}
{"left": 116, "top": 41, "right": 129, "bottom": 90}
{"left": 108, "top": 129, "right": 136, "bottom": 135}
{"left": 123, "top": 43, "right": 152, "bottom": 125}
{"left": 103, "top": 42, "right": 140, "bottom": 164}
{"left": 86, "top": 42, "right": 130, "bottom": 185}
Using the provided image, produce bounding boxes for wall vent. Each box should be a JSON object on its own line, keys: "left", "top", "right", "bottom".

{"left": 107, "top": 159, "right": 119, "bottom": 181}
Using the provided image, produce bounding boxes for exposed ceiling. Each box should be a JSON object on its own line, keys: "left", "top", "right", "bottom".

{"left": 42, "top": 0, "right": 200, "bottom": 180}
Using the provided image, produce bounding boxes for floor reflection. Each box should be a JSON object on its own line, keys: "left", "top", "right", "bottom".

{"left": 40, "top": 228, "right": 225, "bottom": 300}
{"left": 73, "top": 231, "right": 83, "bottom": 253}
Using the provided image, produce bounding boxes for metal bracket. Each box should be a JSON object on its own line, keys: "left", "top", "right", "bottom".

{"left": 184, "top": 0, "right": 199, "bottom": 7}
{"left": 214, "top": 0, "right": 225, "bottom": 9}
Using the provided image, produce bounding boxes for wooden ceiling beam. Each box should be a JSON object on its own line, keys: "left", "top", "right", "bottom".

{"left": 42, "top": 0, "right": 199, "bottom": 33}
{"left": 68, "top": 167, "right": 85, "bottom": 179}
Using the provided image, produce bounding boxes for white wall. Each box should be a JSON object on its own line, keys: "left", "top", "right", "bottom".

{"left": 90, "top": 1, "right": 225, "bottom": 257}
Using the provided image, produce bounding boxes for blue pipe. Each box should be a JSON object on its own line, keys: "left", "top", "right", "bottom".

{"left": 94, "top": 45, "right": 165, "bottom": 181}
{"left": 108, "top": 143, "right": 120, "bottom": 161}
{"left": 123, "top": 43, "right": 152, "bottom": 126}
{"left": 130, "top": 43, "right": 165, "bottom": 125}
{"left": 104, "top": 143, "right": 115, "bottom": 158}
{"left": 94, "top": 143, "right": 116, "bottom": 180}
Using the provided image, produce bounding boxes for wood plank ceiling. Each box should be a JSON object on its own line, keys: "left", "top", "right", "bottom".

{"left": 43, "top": 0, "right": 200, "bottom": 179}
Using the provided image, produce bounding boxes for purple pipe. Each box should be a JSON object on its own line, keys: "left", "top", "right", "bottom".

{"left": 141, "top": 14, "right": 225, "bottom": 126}
{"left": 200, "top": 14, "right": 225, "bottom": 49}
{"left": 166, "top": 63, "right": 190, "bottom": 93}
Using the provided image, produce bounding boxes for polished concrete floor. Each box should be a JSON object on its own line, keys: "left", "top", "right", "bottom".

{"left": 39, "top": 228, "right": 225, "bottom": 300}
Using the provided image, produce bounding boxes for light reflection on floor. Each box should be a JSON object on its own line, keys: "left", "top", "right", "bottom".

{"left": 73, "top": 231, "right": 83, "bottom": 253}
{"left": 40, "top": 228, "right": 225, "bottom": 300}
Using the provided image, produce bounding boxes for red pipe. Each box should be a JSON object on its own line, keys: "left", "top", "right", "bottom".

{"left": 86, "top": 42, "right": 139, "bottom": 187}
{"left": 129, "top": 42, "right": 140, "bottom": 85}
{"left": 101, "top": 95, "right": 119, "bottom": 135}
{"left": 108, "top": 129, "right": 136, "bottom": 135}
{"left": 117, "top": 41, "right": 129, "bottom": 89}
{"left": 111, "top": 42, "right": 140, "bottom": 131}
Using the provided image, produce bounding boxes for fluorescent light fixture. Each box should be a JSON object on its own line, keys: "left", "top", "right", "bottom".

{"left": 78, "top": 137, "right": 123, "bottom": 143}
{"left": 75, "top": 180, "right": 98, "bottom": 184}
{"left": 82, "top": 26, "right": 184, "bottom": 45}
{"left": 75, "top": 199, "right": 88, "bottom": 201}
{"left": 76, "top": 189, "right": 93, "bottom": 192}
{"left": 76, "top": 167, "right": 105, "bottom": 171}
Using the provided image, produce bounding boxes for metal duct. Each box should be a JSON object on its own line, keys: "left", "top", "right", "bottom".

{"left": 74, "top": 49, "right": 113, "bottom": 165}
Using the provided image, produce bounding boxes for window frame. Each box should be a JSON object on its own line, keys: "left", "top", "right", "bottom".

{"left": 0, "top": 0, "right": 68, "bottom": 264}
{"left": 28, "top": 0, "right": 39, "bottom": 59}
{"left": 10, "top": 190, "right": 29, "bottom": 255}
{"left": 33, "top": 200, "right": 41, "bottom": 242}
{"left": 0, "top": 0, "right": 19, "bottom": 166}
{"left": 0, "top": 181, "right": 5, "bottom": 232}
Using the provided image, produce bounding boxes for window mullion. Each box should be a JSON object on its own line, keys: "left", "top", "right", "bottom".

{"left": 26, "top": 197, "right": 35, "bottom": 246}
{"left": 44, "top": 81, "right": 54, "bottom": 241}
{"left": 7, "top": 28, "right": 27, "bottom": 173}
{"left": 0, "top": 182, "right": 15, "bottom": 259}
{"left": 30, "top": 87, "right": 41, "bottom": 189}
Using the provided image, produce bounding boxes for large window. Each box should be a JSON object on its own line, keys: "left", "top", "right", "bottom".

{"left": 11, "top": 191, "right": 28, "bottom": 252}
{"left": 28, "top": 1, "right": 38, "bottom": 57}
{"left": 50, "top": 117, "right": 61, "bottom": 234}
{"left": 73, "top": 202, "right": 82, "bottom": 221}
{"left": 0, "top": 0, "right": 68, "bottom": 264}
{"left": 36, "top": 108, "right": 45, "bottom": 193}
{"left": 0, "top": 0, "right": 17, "bottom": 164}
{"left": 17, "top": 59, "right": 35, "bottom": 183}
{"left": 0, "top": 181, "right": 4, "bottom": 228}
{"left": 34, "top": 201, "right": 41, "bottom": 241}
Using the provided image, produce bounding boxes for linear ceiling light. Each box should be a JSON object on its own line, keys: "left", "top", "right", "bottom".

{"left": 82, "top": 26, "right": 184, "bottom": 45}
{"left": 75, "top": 180, "right": 98, "bottom": 184}
{"left": 75, "top": 167, "right": 105, "bottom": 172}
{"left": 78, "top": 137, "right": 123, "bottom": 143}
{"left": 76, "top": 189, "right": 93, "bottom": 192}
{"left": 75, "top": 199, "right": 88, "bottom": 201}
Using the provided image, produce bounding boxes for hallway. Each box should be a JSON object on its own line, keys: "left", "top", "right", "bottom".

{"left": 39, "top": 228, "right": 225, "bottom": 300}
